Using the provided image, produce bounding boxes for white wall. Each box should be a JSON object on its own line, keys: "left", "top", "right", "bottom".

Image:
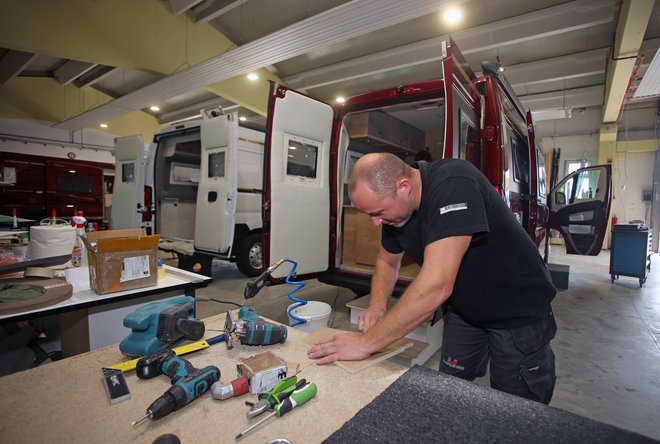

{"left": 613, "top": 150, "right": 656, "bottom": 226}
{"left": 0, "top": 119, "right": 117, "bottom": 164}
{"left": 539, "top": 133, "right": 600, "bottom": 176}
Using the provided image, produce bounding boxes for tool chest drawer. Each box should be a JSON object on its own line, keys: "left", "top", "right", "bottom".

{"left": 609, "top": 227, "right": 652, "bottom": 287}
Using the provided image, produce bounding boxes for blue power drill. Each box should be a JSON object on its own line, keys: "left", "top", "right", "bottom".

{"left": 132, "top": 350, "right": 220, "bottom": 426}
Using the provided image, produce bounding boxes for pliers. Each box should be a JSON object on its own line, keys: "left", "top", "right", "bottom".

{"left": 246, "top": 376, "right": 306, "bottom": 419}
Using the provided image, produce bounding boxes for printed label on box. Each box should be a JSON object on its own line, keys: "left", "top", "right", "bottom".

{"left": 120, "top": 255, "right": 150, "bottom": 282}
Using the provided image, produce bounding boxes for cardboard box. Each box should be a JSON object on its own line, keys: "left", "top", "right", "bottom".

{"left": 237, "top": 351, "right": 290, "bottom": 395}
{"left": 81, "top": 229, "right": 160, "bottom": 295}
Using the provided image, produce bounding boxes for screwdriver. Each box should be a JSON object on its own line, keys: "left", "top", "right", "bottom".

{"left": 235, "top": 382, "right": 317, "bottom": 440}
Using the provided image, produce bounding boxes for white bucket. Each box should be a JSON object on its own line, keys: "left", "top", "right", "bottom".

{"left": 287, "top": 301, "right": 332, "bottom": 334}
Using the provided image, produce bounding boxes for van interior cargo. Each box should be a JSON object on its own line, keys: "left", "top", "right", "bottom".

{"left": 338, "top": 100, "right": 446, "bottom": 281}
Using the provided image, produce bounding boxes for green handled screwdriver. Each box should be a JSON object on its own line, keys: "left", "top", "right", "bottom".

{"left": 235, "top": 382, "right": 318, "bottom": 440}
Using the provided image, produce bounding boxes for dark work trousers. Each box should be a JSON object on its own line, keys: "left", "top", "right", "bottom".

{"left": 439, "top": 308, "right": 557, "bottom": 404}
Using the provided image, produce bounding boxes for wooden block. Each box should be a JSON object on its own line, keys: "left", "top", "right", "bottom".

{"left": 303, "top": 327, "right": 412, "bottom": 374}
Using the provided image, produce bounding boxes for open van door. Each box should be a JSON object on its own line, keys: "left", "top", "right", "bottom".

{"left": 111, "top": 136, "right": 145, "bottom": 229}
{"left": 264, "top": 84, "right": 333, "bottom": 278}
{"left": 194, "top": 113, "right": 238, "bottom": 255}
{"left": 441, "top": 38, "right": 479, "bottom": 160}
{"left": 525, "top": 110, "right": 547, "bottom": 244}
{"left": 548, "top": 164, "right": 612, "bottom": 255}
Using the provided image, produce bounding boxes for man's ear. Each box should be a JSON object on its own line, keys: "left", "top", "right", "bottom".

{"left": 396, "top": 178, "right": 411, "bottom": 196}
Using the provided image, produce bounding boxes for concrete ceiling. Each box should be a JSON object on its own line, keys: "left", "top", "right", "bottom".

{"left": 0, "top": 0, "right": 658, "bottom": 141}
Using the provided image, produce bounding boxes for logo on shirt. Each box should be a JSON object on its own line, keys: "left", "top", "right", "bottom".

{"left": 439, "top": 202, "right": 468, "bottom": 215}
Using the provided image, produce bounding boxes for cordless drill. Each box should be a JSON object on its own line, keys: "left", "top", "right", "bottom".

{"left": 132, "top": 350, "right": 220, "bottom": 426}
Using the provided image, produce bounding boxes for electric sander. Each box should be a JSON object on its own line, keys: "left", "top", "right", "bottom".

{"left": 120, "top": 296, "right": 205, "bottom": 357}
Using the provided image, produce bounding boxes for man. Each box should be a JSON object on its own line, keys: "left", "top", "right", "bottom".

{"left": 308, "top": 153, "right": 557, "bottom": 404}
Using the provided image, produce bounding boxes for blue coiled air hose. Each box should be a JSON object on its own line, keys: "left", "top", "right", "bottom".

{"left": 281, "top": 258, "right": 308, "bottom": 327}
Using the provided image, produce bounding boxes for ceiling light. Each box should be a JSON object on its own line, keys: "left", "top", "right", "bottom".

{"left": 634, "top": 47, "right": 660, "bottom": 99}
{"left": 150, "top": 106, "right": 160, "bottom": 112}
{"left": 247, "top": 73, "right": 259, "bottom": 81}
{"left": 239, "top": 116, "right": 247, "bottom": 121}
{"left": 336, "top": 96, "right": 345, "bottom": 104}
{"left": 99, "top": 123, "right": 108, "bottom": 128}
{"left": 443, "top": 7, "right": 462, "bottom": 24}
{"left": 531, "top": 108, "right": 572, "bottom": 122}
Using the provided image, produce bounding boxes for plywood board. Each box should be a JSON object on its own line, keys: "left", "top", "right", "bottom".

{"left": 303, "top": 327, "right": 413, "bottom": 374}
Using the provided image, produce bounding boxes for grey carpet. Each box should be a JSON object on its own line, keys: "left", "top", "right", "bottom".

{"left": 324, "top": 365, "right": 659, "bottom": 443}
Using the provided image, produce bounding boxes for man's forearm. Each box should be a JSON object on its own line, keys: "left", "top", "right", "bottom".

{"left": 362, "top": 278, "right": 443, "bottom": 353}
{"left": 368, "top": 252, "right": 401, "bottom": 311}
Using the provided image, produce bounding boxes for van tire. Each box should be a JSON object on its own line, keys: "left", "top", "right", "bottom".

{"left": 236, "top": 232, "right": 263, "bottom": 277}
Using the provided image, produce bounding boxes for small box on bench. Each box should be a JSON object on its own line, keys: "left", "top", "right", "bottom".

{"left": 82, "top": 229, "right": 160, "bottom": 295}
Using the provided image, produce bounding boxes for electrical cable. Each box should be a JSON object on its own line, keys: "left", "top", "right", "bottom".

{"left": 195, "top": 296, "right": 242, "bottom": 308}
{"left": 280, "top": 259, "right": 307, "bottom": 327}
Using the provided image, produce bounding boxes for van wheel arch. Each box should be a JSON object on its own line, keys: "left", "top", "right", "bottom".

{"left": 235, "top": 231, "right": 263, "bottom": 277}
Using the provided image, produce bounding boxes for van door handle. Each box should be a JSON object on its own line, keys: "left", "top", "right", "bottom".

{"left": 208, "top": 191, "right": 218, "bottom": 202}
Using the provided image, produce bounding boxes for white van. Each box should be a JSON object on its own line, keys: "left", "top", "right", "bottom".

{"left": 111, "top": 111, "right": 265, "bottom": 276}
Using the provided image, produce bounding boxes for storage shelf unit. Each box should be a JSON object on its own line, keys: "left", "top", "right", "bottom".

{"left": 609, "top": 226, "right": 653, "bottom": 287}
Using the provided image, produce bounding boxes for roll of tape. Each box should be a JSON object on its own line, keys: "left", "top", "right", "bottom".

{"left": 24, "top": 267, "right": 56, "bottom": 279}
{"left": 29, "top": 225, "right": 75, "bottom": 260}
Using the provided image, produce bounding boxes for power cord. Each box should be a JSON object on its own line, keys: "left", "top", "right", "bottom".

{"left": 195, "top": 296, "right": 242, "bottom": 308}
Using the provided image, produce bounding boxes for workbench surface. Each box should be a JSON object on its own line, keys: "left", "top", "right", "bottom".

{"left": 0, "top": 313, "right": 405, "bottom": 444}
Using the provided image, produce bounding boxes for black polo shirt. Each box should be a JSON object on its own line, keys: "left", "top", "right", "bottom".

{"left": 381, "top": 159, "right": 556, "bottom": 328}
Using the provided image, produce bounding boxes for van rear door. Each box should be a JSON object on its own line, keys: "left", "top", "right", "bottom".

{"left": 194, "top": 114, "right": 238, "bottom": 255}
{"left": 548, "top": 164, "right": 612, "bottom": 255}
{"left": 264, "top": 84, "right": 333, "bottom": 278}
{"left": 111, "top": 136, "right": 145, "bottom": 229}
{"left": 525, "top": 110, "right": 545, "bottom": 243}
{"left": 441, "top": 38, "right": 479, "bottom": 160}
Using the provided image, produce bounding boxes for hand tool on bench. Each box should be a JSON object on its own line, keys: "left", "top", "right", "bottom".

{"left": 246, "top": 376, "right": 305, "bottom": 419}
{"left": 107, "top": 333, "right": 225, "bottom": 373}
{"left": 236, "top": 381, "right": 317, "bottom": 440}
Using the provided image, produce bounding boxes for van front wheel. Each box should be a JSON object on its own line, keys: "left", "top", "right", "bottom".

{"left": 236, "top": 232, "right": 263, "bottom": 277}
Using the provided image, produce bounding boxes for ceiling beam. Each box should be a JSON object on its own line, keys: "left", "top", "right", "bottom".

{"left": 53, "top": 0, "right": 467, "bottom": 130}
{"left": 168, "top": 0, "right": 205, "bottom": 15}
{"left": 602, "top": 0, "right": 654, "bottom": 122}
{"left": 194, "top": 0, "right": 247, "bottom": 24}
{"left": 0, "top": 50, "right": 37, "bottom": 84}
{"left": 54, "top": 60, "right": 98, "bottom": 85}
{"left": 283, "top": 0, "right": 615, "bottom": 91}
{"left": 75, "top": 66, "right": 120, "bottom": 88}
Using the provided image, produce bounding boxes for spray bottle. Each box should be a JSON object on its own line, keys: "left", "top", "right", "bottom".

{"left": 71, "top": 212, "right": 88, "bottom": 267}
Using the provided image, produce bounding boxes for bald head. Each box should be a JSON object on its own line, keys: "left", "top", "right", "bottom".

{"left": 349, "top": 153, "right": 413, "bottom": 198}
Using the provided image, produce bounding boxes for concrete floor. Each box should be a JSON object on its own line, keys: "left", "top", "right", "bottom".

{"left": 194, "top": 248, "right": 660, "bottom": 441}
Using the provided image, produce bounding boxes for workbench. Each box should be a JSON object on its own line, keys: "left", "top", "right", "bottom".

{"left": 0, "top": 265, "right": 211, "bottom": 356}
{"left": 0, "top": 312, "right": 405, "bottom": 444}
{"left": 1, "top": 312, "right": 658, "bottom": 443}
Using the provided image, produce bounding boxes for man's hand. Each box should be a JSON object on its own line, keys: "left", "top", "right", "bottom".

{"left": 357, "top": 306, "right": 386, "bottom": 332}
{"left": 307, "top": 332, "right": 371, "bottom": 365}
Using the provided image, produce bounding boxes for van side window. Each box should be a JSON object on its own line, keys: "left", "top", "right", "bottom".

{"left": 537, "top": 151, "right": 548, "bottom": 202}
{"left": 57, "top": 174, "right": 95, "bottom": 194}
{"left": 286, "top": 139, "right": 318, "bottom": 179}
{"left": 122, "top": 162, "right": 135, "bottom": 183}
{"left": 208, "top": 152, "right": 226, "bottom": 178}
{"left": 510, "top": 134, "right": 530, "bottom": 186}
{"left": 459, "top": 110, "right": 481, "bottom": 169}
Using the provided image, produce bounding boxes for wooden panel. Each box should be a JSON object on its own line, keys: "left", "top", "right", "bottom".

{"left": 303, "top": 327, "right": 413, "bottom": 374}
